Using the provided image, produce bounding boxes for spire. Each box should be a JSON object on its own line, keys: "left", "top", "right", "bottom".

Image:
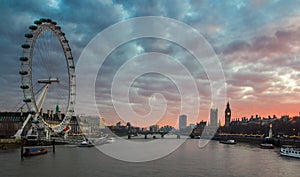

{"left": 55, "top": 104, "right": 60, "bottom": 115}
{"left": 225, "top": 100, "right": 231, "bottom": 127}
{"left": 268, "top": 123, "right": 273, "bottom": 138}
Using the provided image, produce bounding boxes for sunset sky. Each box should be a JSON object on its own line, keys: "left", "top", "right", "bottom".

{"left": 1, "top": 0, "right": 300, "bottom": 127}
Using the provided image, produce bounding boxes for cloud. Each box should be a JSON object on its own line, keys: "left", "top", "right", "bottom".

{"left": 220, "top": 19, "right": 300, "bottom": 118}
{"left": 1, "top": 0, "right": 300, "bottom": 124}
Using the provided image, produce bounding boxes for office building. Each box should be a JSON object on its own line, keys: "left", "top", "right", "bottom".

{"left": 179, "top": 114, "right": 187, "bottom": 130}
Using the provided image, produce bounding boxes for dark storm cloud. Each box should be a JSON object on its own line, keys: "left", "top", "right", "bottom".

{"left": 0, "top": 0, "right": 130, "bottom": 111}
{"left": 1, "top": 0, "right": 300, "bottom": 122}
{"left": 223, "top": 24, "right": 300, "bottom": 56}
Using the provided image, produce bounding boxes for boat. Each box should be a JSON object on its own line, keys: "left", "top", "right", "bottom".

{"left": 219, "top": 139, "right": 236, "bottom": 144}
{"left": 88, "top": 136, "right": 108, "bottom": 146}
{"left": 107, "top": 137, "right": 115, "bottom": 143}
{"left": 260, "top": 143, "right": 274, "bottom": 149}
{"left": 23, "top": 148, "right": 47, "bottom": 156}
{"left": 78, "top": 140, "right": 94, "bottom": 147}
{"left": 280, "top": 145, "right": 300, "bottom": 158}
{"left": 25, "top": 135, "right": 38, "bottom": 141}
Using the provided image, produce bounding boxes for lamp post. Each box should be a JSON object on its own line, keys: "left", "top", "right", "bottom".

{"left": 293, "top": 128, "right": 296, "bottom": 136}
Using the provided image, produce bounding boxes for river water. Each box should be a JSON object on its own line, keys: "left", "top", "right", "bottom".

{"left": 0, "top": 140, "right": 299, "bottom": 177}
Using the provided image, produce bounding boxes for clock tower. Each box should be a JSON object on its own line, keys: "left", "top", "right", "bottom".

{"left": 225, "top": 101, "right": 231, "bottom": 126}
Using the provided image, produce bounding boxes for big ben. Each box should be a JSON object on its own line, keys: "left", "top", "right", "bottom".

{"left": 225, "top": 102, "right": 231, "bottom": 126}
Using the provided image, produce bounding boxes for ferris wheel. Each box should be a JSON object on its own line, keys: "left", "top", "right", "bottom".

{"left": 16, "top": 18, "right": 76, "bottom": 138}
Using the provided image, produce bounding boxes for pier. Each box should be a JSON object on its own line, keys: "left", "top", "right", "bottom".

{"left": 216, "top": 133, "right": 300, "bottom": 146}
{"left": 127, "top": 131, "right": 171, "bottom": 139}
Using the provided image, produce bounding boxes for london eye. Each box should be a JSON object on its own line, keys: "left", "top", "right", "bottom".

{"left": 15, "top": 18, "right": 76, "bottom": 139}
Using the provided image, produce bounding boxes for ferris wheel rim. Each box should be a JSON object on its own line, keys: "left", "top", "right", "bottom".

{"left": 19, "top": 18, "right": 75, "bottom": 124}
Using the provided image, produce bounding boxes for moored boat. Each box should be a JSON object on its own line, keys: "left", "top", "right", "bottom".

{"left": 78, "top": 140, "right": 94, "bottom": 147}
{"left": 219, "top": 139, "right": 236, "bottom": 144}
{"left": 88, "top": 137, "right": 108, "bottom": 146}
{"left": 280, "top": 145, "right": 300, "bottom": 158}
{"left": 260, "top": 143, "right": 274, "bottom": 149}
{"left": 23, "top": 148, "right": 47, "bottom": 156}
{"left": 107, "top": 137, "right": 115, "bottom": 143}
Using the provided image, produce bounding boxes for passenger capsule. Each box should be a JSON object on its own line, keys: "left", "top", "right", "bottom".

{"left": 19, "top": 71, "right": 28, "bottom": 75}
{"left": 46, "top": 19, "right": 52, "bottom": 23}
{"left": 29, "top": 25, "right": 37, "bottom": 30}
{"left": 60, "top": 32, "right": 65, "bottom": 36}
{"left": 62, "top": 39, "right": 68, "bottom": 43}
{"left": 21, "top": 44, "right": 30, "bottom": 49}
{"left": 20, "top": 85, "right": 29, "bottom": 89}
{"left": 34, "top": 20, "right": 42, "bottom": 25}
{"left": 55, "top": 26, "right": 61, "bottom": 30}
{"left": 40, "top": 18, "right": 47, "bottom": 22}
{"left": 51, "top": 21, "right": 57, "bottom": 25}
{"left": 19, "top": 57, "right": 28, "bottom": 61}
{"left": 23, "top": 98, "right": 31, "bottom": 103}
{"left": 25, "top": 33, "right": 33, "bottom": 38}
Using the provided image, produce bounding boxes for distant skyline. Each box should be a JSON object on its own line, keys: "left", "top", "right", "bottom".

{"left": 1, "top": 1, "right": 300, "bottom": 127}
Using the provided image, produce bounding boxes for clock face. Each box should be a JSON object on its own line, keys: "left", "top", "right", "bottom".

{"left": 227, "top": 112, "right": 230, "bottom": 116}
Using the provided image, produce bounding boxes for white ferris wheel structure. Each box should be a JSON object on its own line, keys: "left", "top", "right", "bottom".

{"left": 15, "top": 18, "right": 76, "bottom": 139}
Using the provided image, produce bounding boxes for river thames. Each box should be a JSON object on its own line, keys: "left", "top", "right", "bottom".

{"left": 0, "top": 140, "right": 299, "bottom": 177}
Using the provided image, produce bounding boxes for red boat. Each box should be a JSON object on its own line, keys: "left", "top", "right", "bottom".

{"left": 260, "top": 143, "right": 274, "bottom": 149}
{"left": 23, "top": 148, "right": 47, "bottom": 156}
